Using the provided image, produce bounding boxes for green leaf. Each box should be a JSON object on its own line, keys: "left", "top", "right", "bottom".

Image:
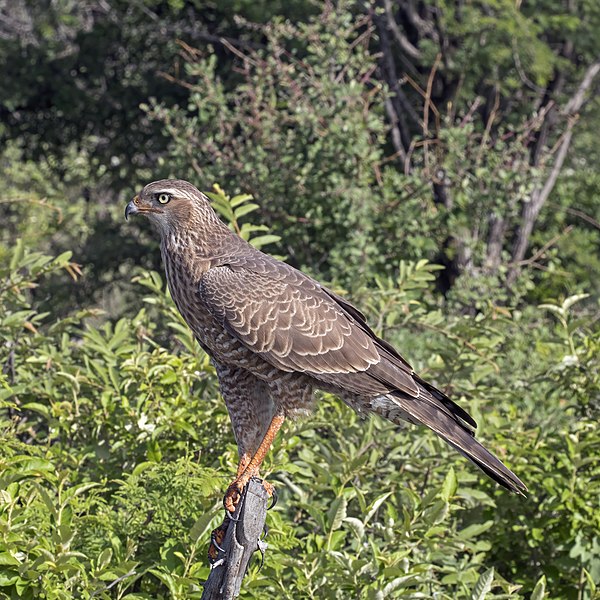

{"left": 0, "top": 553, "right": 21, "bottom": 567}
{"left": 364, "top": 492, "right": 392, "bottom": 525}
{"left": 249, "top": 234, "right": 281, "bottom": 249}
{"left": 441, "top": 466, "right": 457, "bottom": 501}
{"left": 147, "top": 439, "right": 163, "bottom": 463}
{"left": 160, "top": 370, "right": 178, "bottom": 385}
{"left": 190, "top": 509, "right": 219, "bottom": 543}
{"left": 343, "top": 517, "right": 365, "bottom": 541}
{"left": 459, "top": 521, "right": 494, "bottom": 540}
{"left": 530, "top": 575, "right": 546, "bottom": 600}
{"left": 233, "top": 202, "right": 259, "bottom": 218}
{"left": 229, "top": 194, "right": 254, "bottom": 207}
{"left": 9, "top": 239, "right": 25, "bottom": 271}
{"left": 0, "top": 571, "right": 20, "bottom": 586}
{"left": 471, "top": 567, "right": 494, "bottom": 600}
{"left": 562, "top": 293, "right": 589, "bottom": 311}
{"left": 96, "top": 548, "right": 113, "bottom": 570}
{"left": 327, "top": 496, "right": 347, "bottom": 532}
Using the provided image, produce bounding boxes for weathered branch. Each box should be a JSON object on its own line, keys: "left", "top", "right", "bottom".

{"left": 485, "top": 214, "right": 507, "bottom": 272}
{"left": 507, "top": 58, "right": 600, "bottom": 286}
{"left": 384, "top": 0, "right": 421, "bottom": 59}
{"left": 402, "top": 0, "right": 439, "bottom": 43}
{"left": 374, "top": 8, "right": 421, "bottom": 130}
{"left": 383, "top": 97, "right": 408, "bottom": 165}
{"left": 562, "top": 60, "right": 600, "bottom": 115}
{"left": 510, "top": 225, "right": 573, "bottom": 268}
{"left": 201, "top": 479, "right": 269, "bottom": 600}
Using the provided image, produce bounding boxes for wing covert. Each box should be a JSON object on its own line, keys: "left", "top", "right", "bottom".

{"left": 199, "top": 265, "right": 381, "bottom": 374}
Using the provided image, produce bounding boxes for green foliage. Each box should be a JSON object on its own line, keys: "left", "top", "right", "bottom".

{"left": 1, "top": 194, "right": 599, "bottom": 598}
{"left": 206, "top": 184, "right": 281, "bottom": 251}
{"left": 0, "top": 1, "right": 319, "bottom": 186}
{"left": 149, "top": 1, "right": 600, "bottom": 307}
{"left": 1, "top": 1, "right": 600, "bottom": 598}
{"left": 147, "top": 7, "right": 393, "bottom": 282}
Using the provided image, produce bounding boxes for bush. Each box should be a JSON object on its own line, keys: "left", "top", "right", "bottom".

{"left": 1, "top": 190, "right": 599, "bottom": 598}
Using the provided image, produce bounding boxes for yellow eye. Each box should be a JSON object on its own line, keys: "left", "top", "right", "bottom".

{"left": 157, "top": 193, "right": 171, "bottom": 204}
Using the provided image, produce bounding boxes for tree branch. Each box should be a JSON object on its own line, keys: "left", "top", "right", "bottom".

{"left": 201, "top": 479, "right": 269, "bottom": 600}
{"left": 383, "top": 0, "right": 421, "bottom": 59}
{"left": 402, "top": 0, "right": 439, "bottom": 43}
{"left": 485, "top": 214, "right": 507, "bottom": 272}
{"left": 383, "top": 97, "right": 408, "bottom": 165}
{"left": 562, "top": 60, "right": 600, "bottom": 115}
{"left": 507, "top": 58, "right": 600, "bottom": 286}
{"left": 374, "top": 8, "right": 422, "bottom": 130}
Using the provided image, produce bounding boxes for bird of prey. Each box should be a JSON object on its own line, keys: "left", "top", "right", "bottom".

{"left": 125, "top": 179, "right": 526, "bottom": 513}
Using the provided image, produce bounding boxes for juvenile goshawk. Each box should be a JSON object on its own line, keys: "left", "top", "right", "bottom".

{"left": 125, "top": 179, "right": 526, "bottom": 513}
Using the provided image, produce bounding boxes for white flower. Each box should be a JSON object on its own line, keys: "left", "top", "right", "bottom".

{"left": 137, "top": 413, "right": 156, "bottom": 433}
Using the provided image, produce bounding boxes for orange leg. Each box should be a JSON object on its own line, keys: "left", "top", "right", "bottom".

{"left": 236, "top": 452, "right": 251, "bottom": 477}
{"left": 224, "top": 413, "right": 285, "bottom": 513}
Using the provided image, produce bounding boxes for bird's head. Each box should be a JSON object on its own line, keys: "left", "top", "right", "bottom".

{"left": 125, "top": 179, "right": 219, "bottom": 236}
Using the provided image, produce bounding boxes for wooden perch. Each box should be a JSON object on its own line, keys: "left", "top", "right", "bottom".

{"left": 201, "top": 478, "right": 270, "bottom": 600}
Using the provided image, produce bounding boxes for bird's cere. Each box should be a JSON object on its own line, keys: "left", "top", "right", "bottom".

{"left": 124, "top": 198, "right": 139, "bottom": 220}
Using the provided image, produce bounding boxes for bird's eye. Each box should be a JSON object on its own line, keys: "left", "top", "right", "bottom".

{"left": 157, "top": 193, "right": 171, "bottom": 204}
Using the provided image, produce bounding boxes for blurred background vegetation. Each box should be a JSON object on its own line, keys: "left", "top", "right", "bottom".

{"left": 1, "top": 0, "right": 599, "bottom": 598}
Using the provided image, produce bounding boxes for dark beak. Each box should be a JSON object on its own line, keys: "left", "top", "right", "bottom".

{"left": 125, "top": 197, "right": 139, "bottom": 220}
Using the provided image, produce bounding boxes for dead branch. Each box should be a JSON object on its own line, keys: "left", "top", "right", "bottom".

{"left": 383, "top": 0, "right": 421, "bottom": 59}
{"left": 374, "top": 7, "right": 421, "bottom": 130}
{"left": 383, "top": 97, "right": 408, "bottom": 166}
{"left": 423, "top": 53, "right": 441, "bottom": 141}
{"left": 485, "top": 214, "right": 506, "bottom": 272}
{"left": 510, "top": 225, "right": 574, "bottom": 268}
{"left": 507, "top": 58, "right": 600, "bottom": 286}
{"left": 201, "top": 478, "right": 269, "bottom": 600}
{"left": 560, "top": 206, "right": 600, "bottom": 231}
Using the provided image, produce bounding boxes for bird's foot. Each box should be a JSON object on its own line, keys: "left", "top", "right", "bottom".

{"left": 208, "top": 516, "right": 230, "bottom": 564}
{"left": 257, "top": 530, "right": 268, "bottom": 570}
{"left": 263, "top": 481, "right": 278, "bottom": 509}
{"left": 223, "top": 480, "right": 245, "bottom": 514}
{"left": 223, "top": 476, "right": 276, "bottom": 514}
{"left": 261, "top": 479, "right": 274, "bottom": 498}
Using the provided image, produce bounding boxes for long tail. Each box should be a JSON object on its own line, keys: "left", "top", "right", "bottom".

{"left": 371, "top": 391, "right": 527, "bottom": 496}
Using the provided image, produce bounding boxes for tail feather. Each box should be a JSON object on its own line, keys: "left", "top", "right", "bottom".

{"left": 413, "top": 375, "right": 478, "bottom": 431}
{"left": 376, "top": 392, "right": 527, "bottom": 496}
{"left": 443, "top": 435, "right": 527, "bottom": 496}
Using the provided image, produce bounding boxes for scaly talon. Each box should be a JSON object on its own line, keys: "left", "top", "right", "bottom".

{"left": 223, "top": 480, "right": 244, "bottom": 514}
{"left": 208, "top": 517, "right": 230, "bottom": 563}
{"left": 257, "top": 537, "right": 268, "bottom": 570}
{"left": 261, "top": 479, "right": 275, "bottom": 497}
{"left": 266, "top": 484, "right": 278, "bottom": 510}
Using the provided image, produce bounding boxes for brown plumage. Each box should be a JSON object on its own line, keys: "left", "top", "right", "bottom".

{"left": 125, "top": 179, "right": 526, "bottom": 508}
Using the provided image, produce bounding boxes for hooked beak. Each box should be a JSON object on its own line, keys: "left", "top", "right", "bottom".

{"left": 125, "top": 195, "right": 163, "bottom": 220}
{"left": 125, "top": 196, "right": 140, "bottom": 221}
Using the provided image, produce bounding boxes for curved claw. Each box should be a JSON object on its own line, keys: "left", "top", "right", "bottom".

{"left": 208, "top": 519, "right": 230, "bottom": 563}
{"left": 256, "top": 537, "right": 268, "bottom": 571}
{"left": 267, "top": 486, "right": 278, "bottom": 510}
{"left": 210, "top": 533, "right": 225, "bottom": 554}
{"left": 228, "top": 511, "right": 240, "bottom": 523}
